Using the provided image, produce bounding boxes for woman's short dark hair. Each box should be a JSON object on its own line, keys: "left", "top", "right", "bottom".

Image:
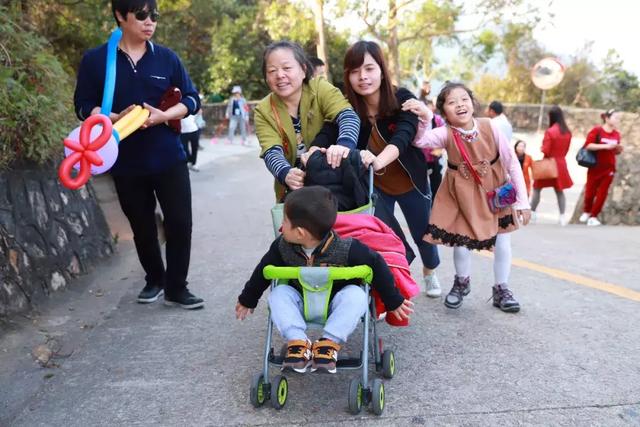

{"left": 284, "top": 186, "right": 337, "bottom": 240}
{"left": 514, "top": 140, "right": 526, "bottom": 151}
{"left": 600, "top": 108, "right": 616, "bottom": 123}
{"left": 548, "top": 105, "right": 570, "bottom": 134}
{"left": 343, "top": 41, "right": 399, "bottom": 121}
{"left": 435, "top": 82, "right": 478, "bottom": 122}
{"left": 111, "top": 0, "right": 157, "bottom": 26}
{"left": 262, "top": 41, "right": 313, "bottom": 85}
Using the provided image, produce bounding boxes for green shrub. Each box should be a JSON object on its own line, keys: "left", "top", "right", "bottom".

{"left": 0, "top": 8, "right": 75, "bottom": 169}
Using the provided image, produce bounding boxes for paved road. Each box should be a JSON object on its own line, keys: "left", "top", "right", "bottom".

{"left": 2, "top": 135, "right": 639, "bottom": 426}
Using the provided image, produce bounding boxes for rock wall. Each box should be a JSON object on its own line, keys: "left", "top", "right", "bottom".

{"left": 200, "top": 102, "right": 257, "bottom": 136}
{"left": 0, "top": 163, "right": 113, "bottom": 316}
{"left": 499, "top": 103, "right": 638, "bottom": 136}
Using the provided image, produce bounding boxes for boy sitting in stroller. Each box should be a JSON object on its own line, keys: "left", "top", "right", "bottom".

{"left": 236, "top": 186, "right": 413, "bottom": 374}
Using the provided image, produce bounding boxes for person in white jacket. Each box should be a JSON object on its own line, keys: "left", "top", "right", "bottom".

{"left": 180, "top": 112, "right": 201, "bottom": 171}
{"left": 486, "top": 100, "right": 513, "bottom": 142}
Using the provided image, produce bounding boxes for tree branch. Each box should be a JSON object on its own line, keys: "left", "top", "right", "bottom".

{"left": 390, "top": 0, "right": 417, "bottom": 14}
{"left": 398, "top": 19, "right": 487, "bottom": 43}
{"left": 56, "top": 0, "right": 86, "bottom": 5}
{"left": 362, "top": 0, "right": 382, "bottom": 39}
{"left": 0, "top": 42, "right": 11, "bottom": 67}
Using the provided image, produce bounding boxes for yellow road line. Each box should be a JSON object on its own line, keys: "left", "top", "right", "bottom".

{"left": 478, "top": 251, "right": 640, "bottom": 302}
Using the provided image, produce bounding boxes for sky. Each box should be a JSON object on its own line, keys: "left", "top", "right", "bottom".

{"left": 532, "top": 0, "right": 640, "bottom": 76}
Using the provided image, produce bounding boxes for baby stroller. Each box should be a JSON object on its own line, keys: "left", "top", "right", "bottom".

{"left": 249, "top": 167, "right": 397, "bottom": 415}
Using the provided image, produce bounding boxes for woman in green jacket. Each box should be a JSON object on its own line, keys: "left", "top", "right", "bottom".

{"left": 255, "top": 41, "right": 360, "bottom": 201}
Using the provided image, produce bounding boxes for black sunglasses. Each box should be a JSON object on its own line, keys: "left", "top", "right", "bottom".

{"left": 133, "top": 9, "right": 160, "bottom": 22}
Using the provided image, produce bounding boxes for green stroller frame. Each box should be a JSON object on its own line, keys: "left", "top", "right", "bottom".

{"left": 249, "top": 168, "right": 397, "bottom": 415}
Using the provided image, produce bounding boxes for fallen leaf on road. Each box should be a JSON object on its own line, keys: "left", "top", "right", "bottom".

{"left": 32, "top": 344, "right": 52, "bottom": 366}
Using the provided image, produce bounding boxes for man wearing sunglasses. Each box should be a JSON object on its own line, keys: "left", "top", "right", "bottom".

{"left": 74, "top": 0, "right": 204, "bottom": 309}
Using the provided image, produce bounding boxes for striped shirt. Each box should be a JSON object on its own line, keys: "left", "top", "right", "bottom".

{"left": 263, "top": 108, "right": 360, "bottom": 184}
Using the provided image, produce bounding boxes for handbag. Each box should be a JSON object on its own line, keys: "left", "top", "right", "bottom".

{"left": 452, "top": 131, "right": 517, "bottom": 213}
{"left": 576, "top": 148, "right": 596, "bottom": 167}
{"left": 531, "top": 158, "right": 558, "bottom": 180}
{"left": 576, "top": 130, "right": 598, "bottom": 167}
{"left": 158, "top": 86, "right": 182, "bottom": 133}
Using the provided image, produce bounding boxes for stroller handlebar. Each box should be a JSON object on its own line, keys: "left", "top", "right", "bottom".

{"left": 263, "top": 265, "right": 373, "bottom": 283}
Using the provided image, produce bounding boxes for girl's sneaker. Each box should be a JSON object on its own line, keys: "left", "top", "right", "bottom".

{"left": 587, "top": 217, "right": 601, "bottom": 227}
{"left": 310, "top": 339, "right": 340, "bottom": 374}
{"left": 579, "top": 212, "right": 590, "bottom": 223}
{"left": 444, "top": 276, "right": 470, "bottom": 309}
{"left": 424, "top": 272, "right": 442, "bottom": 297}
{"left": 281, "top": 339, "right": 312, "bottom": 373}
{"left": 492, "top": 284, "right": 520, "bottom": 313}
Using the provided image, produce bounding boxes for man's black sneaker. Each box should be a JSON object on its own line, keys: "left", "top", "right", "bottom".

{"left": 164, "top": 289, "right": 204, "bottom": 310}
{"left": 492, "top": 284, "right": 520, "bottom": 313}
{"left": 137, "top": 283, "right": 164, "bottom": 304}
{"left": 444, "top": 276, "right": 471, "bottom": 309}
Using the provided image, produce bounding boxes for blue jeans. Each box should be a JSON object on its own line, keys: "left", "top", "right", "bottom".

{"left": 228, "top": 115, "right": 247, "bottom": 140}
{"left": 376, "top": 188, "right": 440, "bottom": 270}
{"left": 268, "top": 285, "right": 367, "bottom": 344}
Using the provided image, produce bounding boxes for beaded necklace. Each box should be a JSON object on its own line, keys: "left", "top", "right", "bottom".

{"left": 451, "top": 119, "right": 479, "bottom": 143}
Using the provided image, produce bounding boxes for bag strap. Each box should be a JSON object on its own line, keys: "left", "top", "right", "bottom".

{"left": 451, "top": 130, "right": 486, "bottom": 190}
{"left": 270, "top": 96, "right": 290, "bottom": 156}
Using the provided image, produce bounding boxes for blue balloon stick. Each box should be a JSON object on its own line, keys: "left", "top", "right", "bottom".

{"left": 100, "top": 28, "right": 122, "bottom": 116}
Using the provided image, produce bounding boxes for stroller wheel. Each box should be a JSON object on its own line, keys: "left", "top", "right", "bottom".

{"left": 348, "top": 378, "right": 363, "bottom": 414}
{"left": 370, "top": 378, "right": 385, "bottom": 415}
{"left": 271, "top": 375, "right": 288, "bottom": 409}
{"left": 382, "top": 350, "right": 396, "bottom": 379}
{"left": 249, "top": 373, "right": 267, "bottom": 407}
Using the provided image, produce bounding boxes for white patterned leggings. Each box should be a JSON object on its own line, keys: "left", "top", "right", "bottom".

{"left": 453, "top": 233, "right": 512, "bottom": 285}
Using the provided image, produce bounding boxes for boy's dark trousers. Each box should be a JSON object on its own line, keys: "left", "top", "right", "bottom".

{"left": 112, "top": 161, "right": 192, "bottom": 297}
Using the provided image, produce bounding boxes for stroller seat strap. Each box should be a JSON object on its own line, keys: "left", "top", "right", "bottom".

{"left": 299, "top": 267, "right": 333, "bottom": 324}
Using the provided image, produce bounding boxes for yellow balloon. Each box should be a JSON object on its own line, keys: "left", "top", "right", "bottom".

{"left": 113, "top": 105, "right": 142, "bottom": 134}
{"left": 118, "top": 108, "right": 150, "bottom": 140}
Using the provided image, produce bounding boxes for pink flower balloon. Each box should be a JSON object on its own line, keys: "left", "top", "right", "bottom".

{"left": 63, "top": 125, "right": 119, "bottom": 175}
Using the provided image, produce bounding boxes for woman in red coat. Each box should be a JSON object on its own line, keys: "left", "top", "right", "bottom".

{"left": 578, "top": 109, "right": 623, "bottom": 226}
{"left": 514, "top": 140, "right": 533, "bottom": 197}
{"left": 531, "top": 105, "right": 573, "bottom": 225}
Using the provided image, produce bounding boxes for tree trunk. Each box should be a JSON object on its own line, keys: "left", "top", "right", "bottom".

{"left": 312, "top": 0, "right": 331, "bottom": 81}
{"left": 387, "top": 0, "right": 400, "bottom": 84}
